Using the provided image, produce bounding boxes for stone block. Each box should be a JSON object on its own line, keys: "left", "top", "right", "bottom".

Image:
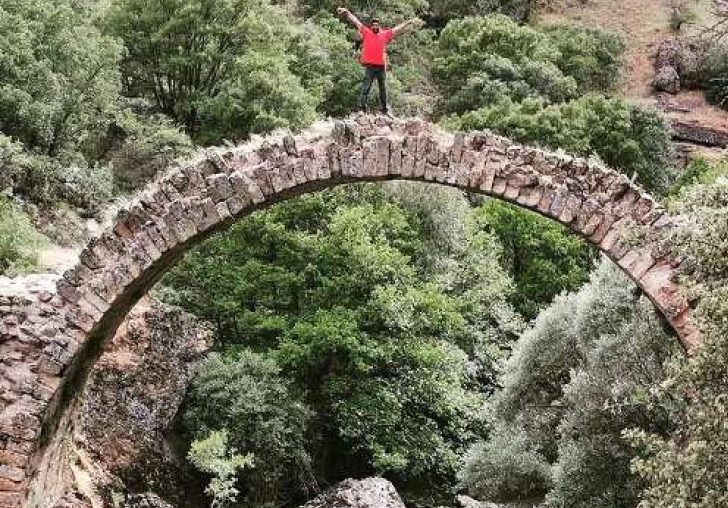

{"left": 363, "top": 137, "right": 390, "bottom": 177}
{"left": 206, "top": 174, "right": 234, "bottom": 203}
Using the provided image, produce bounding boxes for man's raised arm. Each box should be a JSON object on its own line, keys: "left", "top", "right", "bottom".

{"left": 392, "top": 18, "right": 422, "bottom": 37}
{"left": 337, "top": 7, "right": 364, "bottom": 30}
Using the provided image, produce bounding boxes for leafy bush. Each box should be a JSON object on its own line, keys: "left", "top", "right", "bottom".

{"left": 0, "top": 198, "right": 46, "bottom": 276}
{"left": 463, "top": 261, "right": 680, "bottom": 507}
{"left": 101, "top": 106, "right": 194, "bottom": 192}
{"left": 0, "top": 135, "right": 113, "bottom": 211}
{"left": 704, "top": 44, "right": 728, "bottom": 108}
{"left": 459, "top": 427, "right": 551, "bottom": 502}
{"left": 302, "top": 0, "right": 428, "bottom": 20}
{"left": 184, "top": 351, "right": 314, "bottom": 507}
{"left": 0, "top": 0, "right": 121, "bottom": 157}
{"left": 428, "top": 0, "right": 538, "bottom": 24}
{"left": 445, "top": 95, "right": 673, "bottom": 194}
{"left": 433, "top": 16, "right": 624, "bottom": 114}
{"left": 543, "top": 24, "right": 626, "bottom": 93}
{"left": 628, "top": 178, "right": 728, "bottom": 508}
{"left": 188, "top": 431, "right": 254, "bottom": 508}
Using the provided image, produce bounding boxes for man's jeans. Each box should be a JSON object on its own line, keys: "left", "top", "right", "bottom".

{"left": 359, "top": 64, "right": 388, "bottom": 113}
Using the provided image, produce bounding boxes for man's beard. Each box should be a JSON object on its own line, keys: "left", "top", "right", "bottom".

{"left": 372, "top": 26, "right": 380, "bottom": 33}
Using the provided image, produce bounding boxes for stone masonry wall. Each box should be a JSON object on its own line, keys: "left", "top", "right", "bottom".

{"left": 0, "top": 115, "right": 700, "bottom": 507}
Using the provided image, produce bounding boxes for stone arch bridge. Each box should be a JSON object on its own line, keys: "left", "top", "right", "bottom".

{"left": 0, "top": 115, "right": 699, "bottom": 507}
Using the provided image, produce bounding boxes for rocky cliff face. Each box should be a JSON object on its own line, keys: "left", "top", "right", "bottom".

{"left": 30, "top": 298, "right": 211, "bottom": 508}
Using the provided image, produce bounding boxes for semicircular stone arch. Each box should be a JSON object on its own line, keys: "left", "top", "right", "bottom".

{"left": 0, "top": 115, "right": 699, "bottom": 507}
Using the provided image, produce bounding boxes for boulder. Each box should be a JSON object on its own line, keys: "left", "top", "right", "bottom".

{"left": 455, "top": 496, "right": 503, "bottom": 508}
{"left": 302, "top": 478, "right": 406, "bottom": 508}
{"left": 656, "top": 38, "right": 683, "bottom": 70}
{"left": 654, "top": 66, "right": 681, "bottom": 94}
{"left": 34, "top": 299, "right": 212, "bottom": 508}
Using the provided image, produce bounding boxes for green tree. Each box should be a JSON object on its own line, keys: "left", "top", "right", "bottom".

{"left": 184, "top": 351, "right": 314, "bottom": 507}
{"left": 188, "top": 431, "right": 255, "bottom": 508}
{"left": 460, "top": 261, "right": 680, "bottom": 507}
{"left": 105, "top": 0, "right": 319, "bottom": 142}
{"left": 475, "top": 200, "right": 595, "bottom": 320}
{"left": 0, "top": 0, "right": 121, "bottom": 158}
{"left": 168, "top": 184, "right": 523, "bottom": 502}
{"left": 628, "top": 177, "right": 728, "bottom": 508}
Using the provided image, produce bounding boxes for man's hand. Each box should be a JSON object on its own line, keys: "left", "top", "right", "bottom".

{"left": 393, "top": 18, "right": 423, "bottom": 36}
{"left": 337, "top": 7, "right": 363, "bottom": 29}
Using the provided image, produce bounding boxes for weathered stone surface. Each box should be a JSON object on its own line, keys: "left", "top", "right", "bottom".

{"left": 671, "top": 120, "right": 728, "bottom": 148}
{"left": 654, "top": 66, "right": 681, "bottom": 94}
{"left": 28, "top": 299, "right": 210, "bottom": 508}
{"left": 656, "top": 38, "right": 683, "bottom": 71}
{"left": 301, "top": 478, "right": 405, "bottom": 508}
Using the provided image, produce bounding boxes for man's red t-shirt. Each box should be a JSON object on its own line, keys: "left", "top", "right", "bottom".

{"left": 359, "top": 26, "right": 394, "bottom": 67}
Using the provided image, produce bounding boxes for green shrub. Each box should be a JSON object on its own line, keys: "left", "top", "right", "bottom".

{"left": 0, "top": 134, "right": 113, "bottom": 211}
{"left": 704, "top": 44, "right": 728, "bottom": 108}
{"left": 543, "top": 24, "right": 626, "bottom": 93}
{"left": 301, "top": 0, "right": 428, "bottom": 20}
{"left": 188, "top": 431, "right": 254, "bottom": 508}
{"left": 433, "top": 16, "right": 624, "bottom": 114}
{"left": 0, "top": 198, "right": 46, "bottom": 276}
{"left": 666, "top": 157, "right": 728, "bottom": 198}
{"left": 459, "top": 427, "right": 551, "bottom": 502}
{"left": 428, "top": 0, "right": 538, "bottom": 24}
{"left": 102, "top": 106, "right": 194, "bottom": 192}
{"left": 184, "top": 351, "right": 314, "bottom": 507}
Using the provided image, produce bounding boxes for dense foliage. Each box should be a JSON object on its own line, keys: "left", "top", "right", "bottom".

{"left": 628, "top": 175, "right": 728, "bottom": 508}
{"left": 475, "top": 200, "right": 595, "bottom": 320}
{"left": 433, "top": 15, "right": 625, "bottom": 114}
{"left": 0, "top": 0, "right": 122, "bottom": 157}
{"left": 459, "top": 261, "right": 680, "bottom": 508}
{"left": 165, "top": 184, "right": 524, "bottom": 503}
{"left": 184, "top": 352, "right": 314, "bottom": 507}
{"left": 0, "top": 198, "right": 46, "bottom": 276}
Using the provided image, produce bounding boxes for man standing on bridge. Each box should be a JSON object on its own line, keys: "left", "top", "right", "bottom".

{"left": 337, "top": 7, "right": 421, "bottom": 116}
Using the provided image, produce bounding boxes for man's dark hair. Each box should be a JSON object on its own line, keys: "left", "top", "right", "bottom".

{"left": 370, "top": 17, "right": 381, "bottom": 24}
